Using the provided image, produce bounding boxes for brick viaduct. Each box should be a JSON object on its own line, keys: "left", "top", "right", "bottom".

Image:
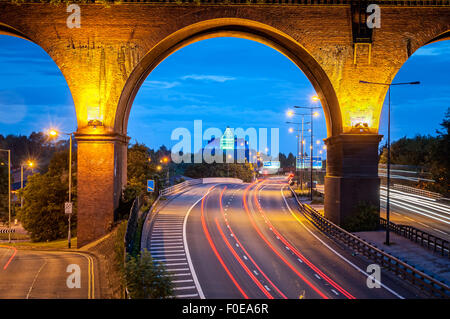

{"left": 0, "top": 0, "right": 448, "bottom": 246}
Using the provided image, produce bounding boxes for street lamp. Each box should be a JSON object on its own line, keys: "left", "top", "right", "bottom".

{"left": 48, "top": 129, "right": 74, "bottom": 248}
{"left": 21, "top": 160, "right": 35, "bottom": 210}
{"left": 294, "top": 102, "right": 321, "bottom": 201}
{"left": 0, "top": 149, "right": 11, "bottom": 242}
{"left": 359, "top": 80, "right": 420, "bottom": 245}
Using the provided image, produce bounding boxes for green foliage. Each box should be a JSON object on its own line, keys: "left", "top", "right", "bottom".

{"left": 124, "top": 249, "right": 173, "bottom": 299}
{"left": 123, "top": 143, "right": 164, "bottom": 202}
{"left": 341, "top": 202, "right": 379, "bottom": 232}
{"left": 17, "top": 150, "right": 76, "bottom": 242}
{"left": 184, "top": 161, "right": 255, "bottom": 182}
{"left": 113, "top": 221, "right": 127, "bottom": 273}
{"left": 0, "top": 164, "right": 8, "bottom": 225}
{"left": 378, "top": 109, "right": 450, "bottom": 197}
{"left": 428, "top": 109, "right": 450, "bottom": 197}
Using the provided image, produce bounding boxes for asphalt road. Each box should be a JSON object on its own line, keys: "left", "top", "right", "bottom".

{"left": 145, "top": 177, "right": 423, "bottom": 299}
{"left": 380, "top": 186, "right": 450, "bottom": 241}
{"left": 0, "top": 246, "right": 97, "bottom": 299}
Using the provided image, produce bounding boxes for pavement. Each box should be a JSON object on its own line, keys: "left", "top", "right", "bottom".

{"left": 142, "top": 177, "right": 425, "bottom": 299}
{"left": 354, "top": 230, "right": 450, "bottom": 286}
{"left": 0, "top": 246, "right": 97, "bottom": 298}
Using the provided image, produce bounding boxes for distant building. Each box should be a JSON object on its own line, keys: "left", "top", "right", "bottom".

{"left": 204, "top": 127, "right": 250, "bottom": 163}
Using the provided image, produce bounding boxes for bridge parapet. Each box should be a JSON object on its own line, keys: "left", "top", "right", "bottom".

{"left": 4, "top": 0, "right": 450, "bottom": 6}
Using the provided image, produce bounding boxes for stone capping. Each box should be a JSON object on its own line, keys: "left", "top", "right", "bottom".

{"left": 4, "top": 0, "right": 450, "bottom": 7}
{"left": 74, "top": 131, "right": 130, "bottom": 144}
{"left": 324, "top": 133, "right": 383, "bottom": 146}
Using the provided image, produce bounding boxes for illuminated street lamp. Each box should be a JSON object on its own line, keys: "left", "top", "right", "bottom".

{"left": 359, "top": 80, "right": 420, "bottom": 246}
{"left": 294, "top": 100, "right": 321, "bottom": 200}
{"left": 0, "top": 149, "right": 11, "bottom": 242}
{"left": 47, "top": 129, "right": 74, "bottom": 249}
{"left": 21, "top": 160, "right": 35, "bottom": 210}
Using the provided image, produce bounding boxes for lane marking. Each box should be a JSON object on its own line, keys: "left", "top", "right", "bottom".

{"left": 182, "top": 187, "right": 217, "bottom": 300}
{"left": 219, "top": 186, "right": 287, "bottom": 299}
{"left": 0, "top": 245, "right": 17, "bottom": 270}
{"left": 281, "top": 187, "right": 404, "bottom": 299}
{"left": 26, "top": 260, "right": 48, "bottom": 299}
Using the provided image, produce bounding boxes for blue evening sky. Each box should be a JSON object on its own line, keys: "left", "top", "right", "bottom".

{"left": 0, "top": 35, "right": 448, "bottom": 157}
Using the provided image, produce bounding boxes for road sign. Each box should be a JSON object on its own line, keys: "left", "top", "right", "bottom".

{"left": 296, "top": 156, "right": 322, "bottom": 169}
{"left": 65, "top": 202, "right": 73, "bottom": 215}
{"left": 147, "top": 180, "right": 155, "bottom": 192}
{"left": 263, "top": 161, "right": 280, "bottom": 169}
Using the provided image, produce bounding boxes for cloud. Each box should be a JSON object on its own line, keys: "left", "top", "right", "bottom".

{"left": 141, "top": 80, "right": 180, "bottom": 90}
{"left": 413, "top": 45, "right": 450, "bottom": 58}
{"left": 181, "top": 74, "right": 236, "bottom": 82}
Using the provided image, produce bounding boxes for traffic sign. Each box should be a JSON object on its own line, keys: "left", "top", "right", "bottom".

{"left": 147, "top": 180, "right": 155, "bottom": 192}
{"left": 65, "top": 202, "right": 73, "bottom": 215}
{"left": 263, "top": 161, "right": 280, "bottom": 169}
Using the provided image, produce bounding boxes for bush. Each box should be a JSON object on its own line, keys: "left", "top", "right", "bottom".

{"left": 341, "top": 202, "right": 379, "bottom": 232}
{"left": 124, "top": 249, "right": 173, "bottom": 299}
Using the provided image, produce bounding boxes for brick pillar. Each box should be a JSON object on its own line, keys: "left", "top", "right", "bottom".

{"left": 324, "top": 134, "right": 382, "bottom": 225}
{"left": 75, "top": 132, "right": 129, "bottom": 247}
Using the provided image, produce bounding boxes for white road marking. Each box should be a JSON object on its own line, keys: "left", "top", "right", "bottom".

{"left": 26, "top": 261, "right": 48, "bottom": 299}
{"left": 173, "top": 286, "right": 197, "bottom": 290}
{"left": 183, "top": 187, "right": 216, "bottom": 300}
{"left": 281, "top": 186, "right": 404, "bottom": 299}
{"left": 173, "top": 279, "right": 194, "bottom": 283}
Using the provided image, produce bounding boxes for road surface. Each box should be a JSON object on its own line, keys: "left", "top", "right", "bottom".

{"left": 380, "top": 186, "right": 450, "bottom": 241}
{"left": 0, "top": 246, "right": 97, "bottom": 299}
{"left": 143, "top": 177, "right": 422, "bottom": 299}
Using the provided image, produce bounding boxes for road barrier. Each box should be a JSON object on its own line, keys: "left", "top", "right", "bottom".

{"left": 289, "top": 186, "right": 450, "bottom": 298}
{"left": 388, "top": 184, "right": 443, "bottom": 199}
{"left": 124, "top": 195, "right": 143, "bottom": 254}
{"left": 0, "top": 229, "right": 15, "bottom": 233}
{"left": 380, "top": 218, "right": 449, "bottom": 258}
{"left": 159, "top": 179, "right": 202, "bottom": 197}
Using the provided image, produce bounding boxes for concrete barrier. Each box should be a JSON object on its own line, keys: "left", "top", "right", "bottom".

{"left": 202, "top": 177, "right": 243, "bottom": 184}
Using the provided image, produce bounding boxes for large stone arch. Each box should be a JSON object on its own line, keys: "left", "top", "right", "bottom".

{"left": 371, "top": 27, "right": 450, "bottom": 132}
{"left": 115, "top": 18, "right": 342, "bottom": 138}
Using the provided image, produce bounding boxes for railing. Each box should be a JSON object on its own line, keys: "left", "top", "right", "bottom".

{"left": 388, "top": 184, "right": 443, "bottom": 199}
{"left": 289, "top": 186, "right": 450, "bottom": 298}
{"left": 159, "top": 179, "right": 201, "bottom": 196}
{"left": 124, "top": 195, "right": 143, "bottom": 254}
{"left": 380, "top": 218, "right": 449, "bottom": 258}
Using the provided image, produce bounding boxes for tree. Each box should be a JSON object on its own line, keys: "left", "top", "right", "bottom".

{"left": 123, "top": 143, "right": 160, "bottom": 202}
{"left": 428, "top": 108, "right": 450, "bottom": 196}
{"left": 17, "top": 150, "right": 76, "bottom": 242}
{"left": 0, "top": 162, "right": 8, "bottom": 225}
{"left": 124, "top": 249, "right": 173, "bottom": 299}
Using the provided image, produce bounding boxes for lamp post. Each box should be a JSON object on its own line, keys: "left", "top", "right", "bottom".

{"left": 294, "top": 103, "right": 321, "bottom": 201}
{"left": 359, "top": 80, "right": 420, "bottom": 245}
{"left": 48, "top": 129, "right": 74, "bottom": 248}
{"left": 286, "top": 121, "right": 300, "bottom": 186}
{"left": 287, "top": 111, "right": 311, "bottom": 190}
{"left": 0, "top": 149, "right": 11, "bottom": 242}
{"left": 20, "top": 161, "right": 34, "bottom": 210}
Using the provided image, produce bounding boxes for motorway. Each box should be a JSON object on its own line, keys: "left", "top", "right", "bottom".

{"left": 380, "top": 186, "right": 450, "bottom": 241}
{"left": 143, "top": 177, "right": 423, "bottom": 299}
{"left": 0, "top": 247, "right": 97, "bottom": 298}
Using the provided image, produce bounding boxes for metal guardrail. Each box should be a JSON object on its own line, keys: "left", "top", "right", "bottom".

{"left": 159, "top": 179, "right": 201, "bottom": 196}
{"left": 390, "top": 184, "right": 443, "bottom": 199}
{"left": 124, "top": 195, "right": 143, "bottom": 254}
{"left": 380, "top": 218, "right": 449, "bottom": 258}
{"left": 289, "top": 187, "right": 450, "bottom": 298}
